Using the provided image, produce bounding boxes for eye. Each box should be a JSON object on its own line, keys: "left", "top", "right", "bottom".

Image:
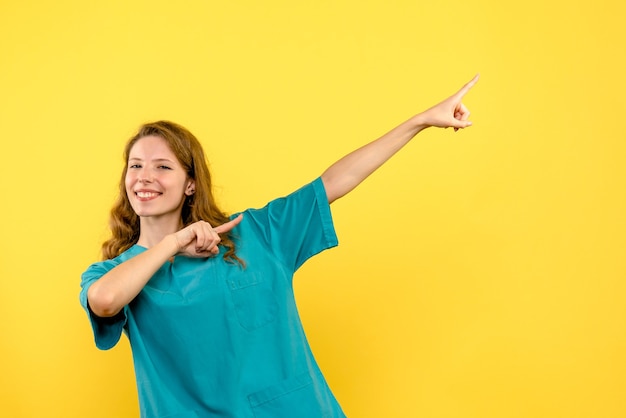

{"left": 158, "top": 165, "right": 172, "bottom": 170}
{"left": 129, "top": 164, "right": 142, "bottom": 169}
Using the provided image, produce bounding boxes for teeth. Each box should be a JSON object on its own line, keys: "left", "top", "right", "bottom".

{"left": 137, "top": 192, "right": 159, "bottom": 198}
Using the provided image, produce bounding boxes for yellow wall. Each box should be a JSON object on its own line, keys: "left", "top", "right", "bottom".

{"left": 1, "top": 1, "right": 625, "bottom": 417}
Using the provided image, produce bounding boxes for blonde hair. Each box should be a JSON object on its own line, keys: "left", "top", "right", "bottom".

{"left": 101, "top": 121, "right": 243, "bottom": 266}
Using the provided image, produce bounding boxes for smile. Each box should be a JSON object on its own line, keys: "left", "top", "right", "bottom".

{"left": 136, "top": 191, "right": 161, "bottom": 199}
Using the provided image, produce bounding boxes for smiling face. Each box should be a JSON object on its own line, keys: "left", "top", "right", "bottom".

{"left": 125, "top": 135, "right": 195, "bottom": 225}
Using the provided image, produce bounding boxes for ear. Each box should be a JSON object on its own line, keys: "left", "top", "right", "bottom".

{"left": 185, "top": 180, "right": 196, "bottom": 196}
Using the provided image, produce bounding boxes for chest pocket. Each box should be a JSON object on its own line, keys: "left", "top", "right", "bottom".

{"left": 227, "top": 273, "right": 278, "bottom": 331}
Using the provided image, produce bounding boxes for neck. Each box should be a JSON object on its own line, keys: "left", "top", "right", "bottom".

{"left": 136, "top": 214, "right": 183, "bottom": 248}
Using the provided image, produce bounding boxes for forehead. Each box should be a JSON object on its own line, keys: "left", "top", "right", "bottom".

{"left": 129, "top": 135, "right": 177, "bottom": 160}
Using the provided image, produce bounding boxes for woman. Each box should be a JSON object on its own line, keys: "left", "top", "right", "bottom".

{"left": 80, "top": 75, "right": 478, "bottom": 417}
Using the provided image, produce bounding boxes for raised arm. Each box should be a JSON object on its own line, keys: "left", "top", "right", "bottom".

{"left": 321, "top": 74, "right": 479, "bottom": 203}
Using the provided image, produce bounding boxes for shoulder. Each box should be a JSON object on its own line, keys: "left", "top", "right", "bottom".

{"left": 238, "top": 178, "right": 327, "bottom": 214}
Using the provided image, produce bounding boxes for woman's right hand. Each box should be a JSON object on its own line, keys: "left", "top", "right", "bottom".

{"left": 173, "top": 214, "right": 243, "bottom": 258}
{"left": 88, "top": 215, "right": 244, "bottom": 317}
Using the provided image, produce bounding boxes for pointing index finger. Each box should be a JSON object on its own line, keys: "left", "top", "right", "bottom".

{"left": 455, "top": 73, "right": 480, "bottom": 99}
{"left": 213, "top": 214, "right": 244, "bottom": 234}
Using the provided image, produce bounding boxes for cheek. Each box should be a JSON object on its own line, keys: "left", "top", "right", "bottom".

{"left": 124, "top": 173, "right": 134, "bottom": 197}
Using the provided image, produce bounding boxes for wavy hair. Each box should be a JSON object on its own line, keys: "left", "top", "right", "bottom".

{"left": 101, "top": 121, "right": 243, "bottom": 266}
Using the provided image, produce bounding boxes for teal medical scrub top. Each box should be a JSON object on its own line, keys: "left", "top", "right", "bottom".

{"left": 79, "top": 178, "right": 346, "bottom": 418}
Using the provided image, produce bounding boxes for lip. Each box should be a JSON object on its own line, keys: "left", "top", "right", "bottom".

{"left": 134, "top": 189, "right": 162, "bottom": 201}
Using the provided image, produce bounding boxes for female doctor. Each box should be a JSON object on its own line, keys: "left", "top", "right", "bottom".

{"left": 80, "top": 75, "right": 479, "bottom": 418}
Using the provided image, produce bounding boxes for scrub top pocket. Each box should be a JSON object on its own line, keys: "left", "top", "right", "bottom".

{"left": 248, "top": 372, "right": 334, "bottom": 418}
{"left": 227, "top": 273, "right": 278, "bottom": 331}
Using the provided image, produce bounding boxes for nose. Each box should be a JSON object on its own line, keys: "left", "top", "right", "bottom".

{"left": 138, "top": 167, "right": 153, "bottom": 183}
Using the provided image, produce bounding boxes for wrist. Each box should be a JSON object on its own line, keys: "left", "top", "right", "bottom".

{"left": 408, "top": 113, "right": 430, "bottom": 134}
{"left": 162, "top": 233, "right": 183, "bottom": 257}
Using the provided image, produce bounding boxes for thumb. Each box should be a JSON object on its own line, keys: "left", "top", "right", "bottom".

{"left": 214, "top": 214, "right": 243, "bottom": 234}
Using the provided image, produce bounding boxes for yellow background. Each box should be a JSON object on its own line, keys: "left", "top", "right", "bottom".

{"left": 1, "top": 1, "right": 625, "bottom": 417}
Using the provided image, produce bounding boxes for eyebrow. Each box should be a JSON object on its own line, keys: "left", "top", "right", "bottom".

{"left": 128, "top": 157, "right": 176, "bottom": 163}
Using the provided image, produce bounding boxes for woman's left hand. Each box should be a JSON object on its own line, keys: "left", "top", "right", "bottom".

{"left": 415, "top": 74, "right": 479, "bottom": 131}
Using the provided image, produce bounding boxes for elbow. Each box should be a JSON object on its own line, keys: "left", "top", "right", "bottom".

{"left": 87, "top": 285, "right": 122, "bottom": 318}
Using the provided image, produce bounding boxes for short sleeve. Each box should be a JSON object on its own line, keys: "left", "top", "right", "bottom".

{"left": 79, "top": 259, "right": 129, "bottom": 350}
{"left": 241, "top": 177, "right": 338, "bottom": 272}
